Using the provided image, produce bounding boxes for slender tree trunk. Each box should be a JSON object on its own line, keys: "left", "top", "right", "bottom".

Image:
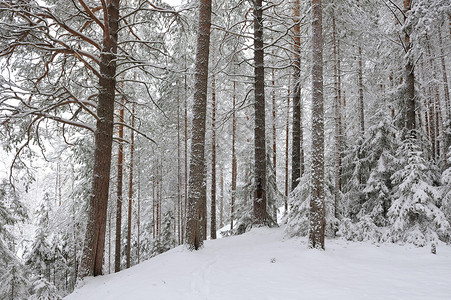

{"left": 438, "top": 29, "right": 451, "bottom": 123}
{"left": 358, "top": 46, "right": 364, "bottom": 135}
{"left": 79, "top": 0, "right": 119, "bottom": 277}
{"left": 253, "top": 0, "right": 267, "bottom": 225}
{"left": 108, "top": 207, "right": 111, "bottom": 274}
{"left": 309, "top": 0, "right": 325, "bottom": 250}
{"left": 152, "top": 177, "right": 156, "bottom": 239}
{"left": 186, "top": 0, "right": 212, "bottom": 250}
{"left": 126, "top": 102, "right": 135, "bottom": 269}
{"left": 184, "top": 60, "right": 188, "bottom": 245}
{"left": 291, "top": 0, "right": 303, "bottom": 192}
{"left": 404, "top": 0, "right": 416, "bottom": 132}
{"left": 211, "top": 75, "right": 217, "bottom": 239}
{"left": 156, "top": 166, "right": 160, "bottom": 237}
{"left": 115, "top": 93, "right": 125, "bottom": 273}
{"left": 285, "top": 79, "right": 290, "bottom": 211}
{"left": 220, "top": 166, "right": 224, "bottom": 228}
{"left": 333, "top": 15, "right": 342, "bottom": 220}
{"left": 137, "top": 160, "right": 141, "bottom": 263}
{"left": 272, "top": 67, "right": 277, "bottom": 180}
{"left": 177, "top": 88, "right": 182, "bottom": 245}
{"left": 231, "top": 78, "right": 237, "bottom": 230}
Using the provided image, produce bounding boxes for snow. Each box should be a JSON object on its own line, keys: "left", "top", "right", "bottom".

{"left": 65, "top": 226, "right": 451, "bottom": 300}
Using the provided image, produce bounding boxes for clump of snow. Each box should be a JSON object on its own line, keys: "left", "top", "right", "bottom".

{"left": 65, "top": 226, "right": 451, "bottom": 300}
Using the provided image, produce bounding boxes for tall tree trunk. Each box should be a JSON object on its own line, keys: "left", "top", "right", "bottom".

{"left": 438, "top": 29, "right": 450, "bottom": 123}
{"left": 211, "top": 74, "right": 217, "bottom": 239}
{"left": 79, "top": 0, "right": 120, "bottom": 278}
{"left": 291, "top": 0, "right": 303, "bottom": 192}
{"left": 404, "top": 0, "right": 416, "bottom": 132}
{"left": 115, "top": 93, "right": 125, "bottom": 273}
{"left": 333, "top": 15, "right": 342, "bottom": 220}
{"left": 253, "top": 0, "right": 267, "bottom": 225}
{"left": 152, "top": 177, "right": 156, "bottom": 239}
{"left": 272, "top": 67, "right": 277, "bottom": 180}
{"left": 137, "top": 155, "right": 141, "bottom": 263}
{"left": 126, "top": 101, "right": 135, "bottom": 269}
{"left": 309, "top": 0, "right": 325, "bottom": 250}
{"left": 186, "top": 0, "right": 212, "bottom": 250}
{"left": 177, "top": 85, "right": 182, "bottom": 245}
{"left": 231, "top": 77, "right": 237, "bottom": 230}
{"left": 220, "top": 166, "right": 224, "bottom": 228}
{"left": 157, "top": 164, "right": 161, "bottom": 237}
{"left": 285, "top": 79, "right": 290, "bottom": 211}
{"left": 358, "top": 46, "right": 364, "bottom": 135}
{"left": 184, "top": 59, "right": 189, "bottom": 245}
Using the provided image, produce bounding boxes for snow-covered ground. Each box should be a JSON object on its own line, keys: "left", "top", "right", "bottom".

{"left": 65, "top": 227, "right": 451, "bottom": 300}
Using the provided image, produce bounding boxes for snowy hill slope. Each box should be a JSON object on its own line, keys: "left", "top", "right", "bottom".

{"left": 65, "top": 227, "right": 451, "bottom": 300}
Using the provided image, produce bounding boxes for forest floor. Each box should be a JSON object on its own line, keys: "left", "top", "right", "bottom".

{"left": 65, "top": 226, "right": 451, "bottom": 300}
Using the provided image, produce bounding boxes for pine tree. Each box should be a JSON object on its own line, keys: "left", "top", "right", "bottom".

{"left": 389, "top": 137, "right": 449, "bottom": 246}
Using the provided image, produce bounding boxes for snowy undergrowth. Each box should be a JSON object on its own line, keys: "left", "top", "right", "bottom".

{"left": 65, "top": 226, "right": 451, "bottom": 300}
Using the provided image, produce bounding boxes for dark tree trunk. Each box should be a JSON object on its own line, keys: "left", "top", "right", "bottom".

{"left": 309, "top": 0, "right": 325, "bottom": 250}
{"left": 285, "top": 80, "right": 290, "bottom": 210}
{"left": 438, "top": 29, "right": 450, "bottom": 123}
{"left": 253, "top": 0, "right": 267, "bottom": 225}
{"left": 220, "top": 166, "right": 224, "bottom": 228}
{"left": 115, "top": 94, "right": 125, "bottom": 273}
{"left": 231, "top": 78, "right": 237, "bottom": 230}
{"left": 333, "top": 15, "right": 342, "bottom": 220}
{"left": 211, "top": 75, "right": 217, "bottom": 240}
{"left": 186, "top": 0, "right": 212, "bottom": 250}
{"left": 126, "top": 101, "right": 135, "bottom": 269}
{"left": 404, "top": 0, "right": 416, "bottom": 132}
{"left": 79, "top": 0, "right": 120, "bottom": 277}
{"left": 292, "top": 0, "right": 304, "bottom": 192}
{"left": 358, "top": 46, "right": 364, "bottom": 135}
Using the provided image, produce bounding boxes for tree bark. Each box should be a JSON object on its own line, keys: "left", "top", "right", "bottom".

{"left": 285, "top": 78, "right": 290, "bottom": 210}
{"left": 220, "top": 166, "right": 224, "bottom": 228}
{"left": 115, "top": 94, "right": 125, "bottom": 273}
{"left": 253, "top": 0, "right": 267, "bottom": 225}
{"left": 291, "top": 0, "right": 304, "bottom": 192}
{"left": 438, "top": 29, "right": 451, "bottom": 125}
{"left": 309, "top": 0, "right": 325, "bottom": 250}
{"left": 80, "top": 0, "right": 120, "bottom": 278}
{"left": 126, "top": 101, "right": 135, "bottom": 269}
{"left": 404, "top": 0, "right": 416, "bottom": 132}
{"left": 186, "top": 0, "right": 212, "bottom": 250}
{"left": 272, "top": 67, "right": 277, "bottom": 180}
{"left": 333, "top": 15, "right": 342, "bottom": 220}
{"left": 211, "top": 74, "right": 217, "bottom": 239}
{"left": 358, "top": 46, "right": 364, "bottom": 135}
{"left": 231, "top": 76, "right": 237, "bottom": 230}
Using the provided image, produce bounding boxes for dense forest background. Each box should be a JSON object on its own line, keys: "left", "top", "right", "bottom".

{"left": 0, "top": 0, "right": 450, "bottom": 298}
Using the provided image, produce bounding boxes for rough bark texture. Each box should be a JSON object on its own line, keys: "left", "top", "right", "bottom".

{"left": 272, "top": 67, "right": 277, "bottom": 180}
{"left": 115, "top": 96, "right": 124, "bottom": 273}
{"left": 285, "top": 80, "right": 290, "bottom": 210}
{"left": 79, "top": 0, "right": 119, "bottom": 278}
{"left": 404, "top": 0, "right": 416, "bottom": 132}
{"left": 186, "top": 0, "right": 212, "bottom": 250}
{"left": 211, "top": 75, "right": 217, "bottom": 240}
{"left": 438, "top": 29, "right": 450, "bottom": 129}
{"left": 292, "top": 0, "right": 304, "bottom": 192}
{"left": 231, "top": 79, "right": 237, "bottom": 230}
{"left": 126, "top": 101, "right": 135, "bottom": 269}
{"left": 253, "top": 0, "right": 267, "bottom": 225}
{"left": 309, "top": 0, "right": 325, "bottom": 250}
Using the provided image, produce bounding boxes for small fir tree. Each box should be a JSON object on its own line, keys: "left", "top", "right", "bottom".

{"left": 388, "top": 137, "right": 449, "bottom": 246}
